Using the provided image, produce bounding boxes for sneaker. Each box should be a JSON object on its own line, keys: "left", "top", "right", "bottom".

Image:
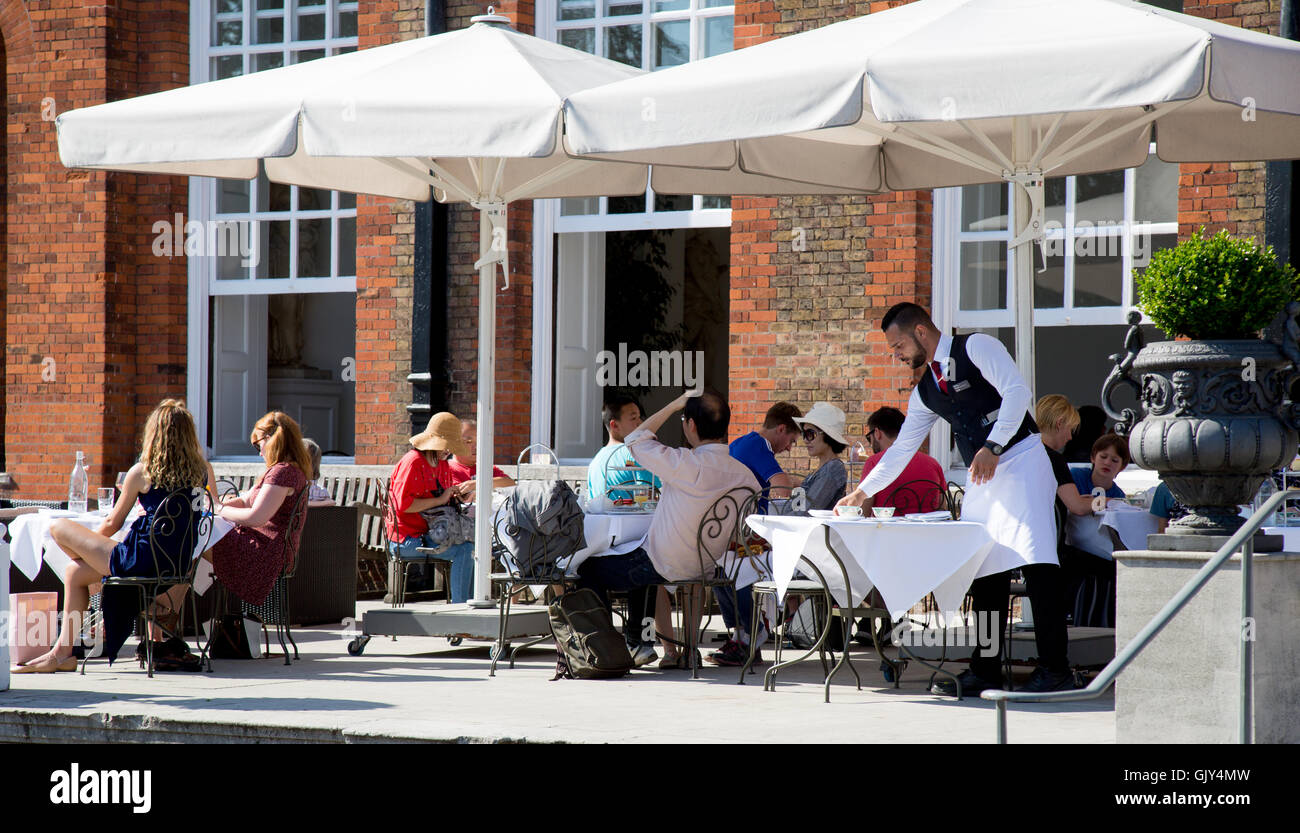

{"left": 705, "top": 639, "right": 760, "bottom": 668}
{"left": 930, "top": 669, "right": 1002, "bottom": 697}
{"left": 630, "top": 643, "right": 658, "bottom": 668}
{"left": 1018, "top": 665, "right": 1078, "bottom": 693}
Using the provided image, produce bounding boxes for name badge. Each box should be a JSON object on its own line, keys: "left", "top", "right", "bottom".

{"left": 981, "top": 408, "right": 1000, "bottom": 426}
{"left": 951, "top": 380, "right": 971, "bottom": 393}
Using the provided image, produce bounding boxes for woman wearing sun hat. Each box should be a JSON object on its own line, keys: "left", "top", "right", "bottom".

{"left": 792, "top": 402, "right": 849, "bottom": 511}
{"left": 386, "top": 412, "right": 475, "bottom": 603}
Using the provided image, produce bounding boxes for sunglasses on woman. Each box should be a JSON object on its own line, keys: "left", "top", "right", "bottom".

{"left": 801, "top": 427, "right": 821, "bottom": 442}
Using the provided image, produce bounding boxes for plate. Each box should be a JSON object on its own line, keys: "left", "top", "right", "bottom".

{"left": 808, "top": 509, "right": 835, "bottom": 519}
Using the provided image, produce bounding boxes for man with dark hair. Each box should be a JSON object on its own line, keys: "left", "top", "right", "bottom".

{"left": 857, "top": 406, "right": 946, "bottom": 516}
{"left": 729, "top": 400, "right": 802, "bottom": 497}
{"left": 586, "top": 390, "right": 661, "bottom": 502}
{"left": 838, "top": 302, "right": 1072, "bottom": 695}
{"left": 577, "top": 389, "right": 758, "bottom": 668}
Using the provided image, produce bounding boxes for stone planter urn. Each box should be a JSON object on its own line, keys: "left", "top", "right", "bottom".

{"left": 1102, "top": 310, "right": 1300, "bottom": 547}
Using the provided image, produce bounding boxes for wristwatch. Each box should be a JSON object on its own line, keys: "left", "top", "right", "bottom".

{"left": 983, "top": 440, "right": 1005, "bottom": 456}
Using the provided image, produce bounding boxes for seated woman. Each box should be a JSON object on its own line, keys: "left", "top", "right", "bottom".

{"left": 204, "top": 412, "right": 311, "bottom": 608}
{"left": 447, "top": 418, "right": 516, "bottom": 504}
{"left": 386, "top": 412, "right": 475, "bottom": 604}
{"left": 13, "top": 399, "right": 215, "bottom": 673}
{"left": 791, "top": 402, "right": 848, "bottom": 511}
{"left": 302, "top": 438, "right": 336, "bottom": 507}
{"left": 1061, "top": 432, "right": 1130, "bottom": 627}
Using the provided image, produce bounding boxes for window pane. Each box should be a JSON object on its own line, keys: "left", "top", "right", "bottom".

{"left": 609, "top": 194, "right": 647, "bottom": 214}
{"left": 269, "top": 182, "right": 292, "bottom": 212}
{"left": 215, "top": 20, "right": 243, "bottom": 46}
{"left": 1134, "top": 233, "right": 1178, "bottom": 274}
{"left": 606, "top": 0, "right": 642, "bottom": 14}
{"left": 703, "top": 15, "right": 733, "bottom": 58}
{"left": 337, "top": 9, "right": 357, "bottom": 38}
{"left": 960, "top": 183, "right": 1007, "bottom": 232}
{"left": 559, "top": 0, "right": 595, "bottom": 20}
{"left": 213, "top": 55, "right": 243, "bottom": 79}
{"left": 561, "top": 197, "right": 599, "bottom": 215}
{"left": 337, "top": 217, "right": 356, "bottom": 277}
{"left": 559, "top": 28, "right": 595, "bottom": 54}
{"left": 959, "top": 241, "right": 1007, "bottom": 311}
{"left": 654, "top": 193, "right": 691, "bottom": 212}
{"left": 1134, "top": 154, "right": 1178, "bottom": 225}
{"left": 297, "top": 0, "right": 326, "bottom": 6}
{"left": 1044, "top": 177, "right": 1067, "bottom": 227}
{"left": 216, "top": 244, "right": 248, "bottom": 280}
{"left": 298, "top": 219, "right": 332, "bottom": 277}
{"left": 257, "top": 0, "right": 283, "bottom": 9}
{"left": 1075, "top": 171, "right": 1125, "bottom": 226}
{"left": 606, "top": 24, "right": 642, "bottom": 68}
{"left": 702, "top": 195, "right": 731, "bottom": 209}
{"left": 655, "top": 0, "right": 688, "bottom": 10}
{"left": 703, "top": 0, "right": 733, "bottom": 6}
{"left": 298, "top": 186, "right": 331, "bottom": 211}
{"left": 255, "top": 16, "right": 284, "bottom": 44}
{"left": 338, "top": 192, "right": 356, "bottom": 210}
{"left": 254, "top": 51, "right": 285, "bottom": 72}
{"left": 218, "top": 179, "right": 250, "bottom": 214}
{"left": 294, "top": 48, "right": 325, "bottom": 63}
{"left": 1074, "top": 236, "right": 1124, "bottom": 307}
{"left": 1033, "top": 249, "right": 1066, "bottom": 309}
{"left": 218, "top": 0, "right": 243, "bottom": 12}
{"left": 297, "top": 12, "right": 326, "bottom": 41}
{"left": 265, "top": 220, "right": 292, "bottom": 278}
{"left": 654, "top": 20, "right": 689, "bottom": 70}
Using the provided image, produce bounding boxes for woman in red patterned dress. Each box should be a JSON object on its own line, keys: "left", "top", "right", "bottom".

{"left": 205, "top": 411, "right": 310, "bottom": 606}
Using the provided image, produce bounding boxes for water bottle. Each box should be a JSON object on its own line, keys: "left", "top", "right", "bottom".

{"left": 1256, "top": 476, "right": 1277, "bottom": 528}
{"left": 68, "top": 451, "right": 89, "bottom": 514}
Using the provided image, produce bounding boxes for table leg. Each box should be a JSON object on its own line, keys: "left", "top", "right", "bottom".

{"left": 762, "top": 559, "right": 834, "bottom": 693}
{"left": 819, "top": 526, "right": 860, "bottom": 703}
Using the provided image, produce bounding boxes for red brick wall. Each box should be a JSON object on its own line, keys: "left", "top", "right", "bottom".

{"left": 354, "top": 0, "right": 425, "bottom": 466}
{"left": 3, "top": 0, "right": 189, "bottom": 498}
{"left": 729, "top": 0, "right": 931, "bottom": 469}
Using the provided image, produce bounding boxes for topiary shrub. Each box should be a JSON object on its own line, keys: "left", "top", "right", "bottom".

{"left": 1135, "top": 229, "right": 1299, "bottom": 340}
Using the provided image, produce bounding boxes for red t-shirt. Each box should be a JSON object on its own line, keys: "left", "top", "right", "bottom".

{"left": 859, "top": 450, "right": 947, "bottom": 515}
{"left": 445, "top": 458, "right": 507, "bottom": 486}
{"left": 387, "top": 449, "right": 452, "bottom": 541}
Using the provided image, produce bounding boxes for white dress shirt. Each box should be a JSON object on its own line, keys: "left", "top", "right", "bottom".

{"left": 858, "top": 331, "right": 1033, "bottom": 499}
{"left": 624, "top": 427, "right": 760, "bottom": 582}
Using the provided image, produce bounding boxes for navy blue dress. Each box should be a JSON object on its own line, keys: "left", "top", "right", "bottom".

{"left": 100, "top": 486, "right": 203, "bottom": 662}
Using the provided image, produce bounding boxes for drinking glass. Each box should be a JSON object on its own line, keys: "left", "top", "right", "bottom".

{"left": 97, "top": 487, "right": 115, "bottom": 514}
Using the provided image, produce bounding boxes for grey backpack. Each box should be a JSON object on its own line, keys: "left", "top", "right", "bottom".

{"left": 548, "top": 589, "right": 633, "bottom": 680}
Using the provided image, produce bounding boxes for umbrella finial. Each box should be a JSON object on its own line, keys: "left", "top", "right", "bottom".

{"left": 472, "top": 6, "right": 512, "bottom": 25}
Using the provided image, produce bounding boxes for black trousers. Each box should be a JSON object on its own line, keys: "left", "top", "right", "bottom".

{"left": 1058, "top": 544, "right": 1117, "bottom": 628}
{"left": 968, "top": 562, "right": 1069, "bottom": 682}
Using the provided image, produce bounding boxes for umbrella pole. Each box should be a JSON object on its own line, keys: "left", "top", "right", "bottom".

{"left": 1010, "top": 117, "right": 1041, "bottom": 396}
{"left": 469, "top": 203, "right": 504, "bottom": 608}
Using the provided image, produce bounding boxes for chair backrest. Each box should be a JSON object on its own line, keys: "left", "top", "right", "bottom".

{"left": 695, "top": 486, "right": 758, "bottom": 579}
{"left": 278, "top": 487, "right": 312, "bottom": 580}
{"left": 946, "top": 481, "right": 965, "bottom": 520}
{"left": 147, "top": 487, "right": 214, "bottom": 582}
{"left": 887, "top": 478, "right": 949, "bottom": 516}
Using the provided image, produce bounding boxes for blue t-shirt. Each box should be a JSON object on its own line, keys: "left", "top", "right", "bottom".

{"left": 1149, "top": 482, "right": 1181, "bottom": 519}
{"left": 586, "top": 442, "right": 660, "bottom": 501}
{"left": 1069, "top": 466, "right": 1125, "bottom": 501}
{"left": 729, "top": 431, "right": 783, "bottom": 491}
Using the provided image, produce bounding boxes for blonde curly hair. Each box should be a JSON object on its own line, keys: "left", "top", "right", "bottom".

{"left": 140, "top": 399, "right": 208, "bottom": 493}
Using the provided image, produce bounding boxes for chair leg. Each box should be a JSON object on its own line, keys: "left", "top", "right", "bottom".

{"left": 739, "top": 586, "right": 761, "bottom": 685}
{"left": 283, "top": 587, "right": 298, "bottom": 662}
{"left": 490, "top": 582, "right": 510, "bottom": 677}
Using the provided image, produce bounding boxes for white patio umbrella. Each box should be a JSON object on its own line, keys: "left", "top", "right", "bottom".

{"left": 566, "top": 0, "right": 1300, "bottom": 382}
{"left": 56, "top": 11, "right": 865, "bottom": 606}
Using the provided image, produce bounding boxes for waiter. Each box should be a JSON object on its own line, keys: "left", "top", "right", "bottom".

{"left": 836, "top": 302, "right": 1073, "bottom": 695}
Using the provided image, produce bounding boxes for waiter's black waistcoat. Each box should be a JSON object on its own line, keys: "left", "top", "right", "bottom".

{"left": 917, "top": 334, "right": 1039, "bottom": 466}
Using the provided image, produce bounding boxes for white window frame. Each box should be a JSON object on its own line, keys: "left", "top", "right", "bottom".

{"left": 931, "top": 145, "right": 1178, "bottom": 477}
{"left": 531, "top": 0, "right": 735, "bottom": 452}
{"left": 187, "top": 0, "right": 359, "bottom": 459}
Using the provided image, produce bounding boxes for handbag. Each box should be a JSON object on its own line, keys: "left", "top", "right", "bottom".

{"left": 205, "top": 613, "right": 263, "bottom": 659}
{"left": 418, "top": 501, "right": 475, "bottom": 554}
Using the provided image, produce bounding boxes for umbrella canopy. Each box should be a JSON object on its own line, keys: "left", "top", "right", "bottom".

{"left": 59, "top": 14, "right": 787, "bottom": 605}
{"left": 566, "top": 0, "right": 1300, "bottom": 380}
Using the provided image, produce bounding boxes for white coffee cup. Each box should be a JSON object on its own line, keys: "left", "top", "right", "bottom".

{"left": 834, "top": 504, "right": 863, "bottom": 518}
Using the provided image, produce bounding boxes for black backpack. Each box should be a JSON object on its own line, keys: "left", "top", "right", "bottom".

{"left": 785, "top": 597, "right": 845, "bottom": 652}
{"left": 549, "top": 589, "right": 633, "bottom": 680}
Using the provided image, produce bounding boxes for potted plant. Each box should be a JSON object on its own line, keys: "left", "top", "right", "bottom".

{"left": 1102, "top": 229, "right": 1300, "bottom": 541}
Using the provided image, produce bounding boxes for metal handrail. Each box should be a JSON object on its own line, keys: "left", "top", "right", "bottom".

{"left": 983, "top": 487, "right": 1297, "bottom": 744}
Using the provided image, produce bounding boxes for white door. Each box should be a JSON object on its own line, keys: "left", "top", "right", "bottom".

{"left": 212, "top": 295, "right": 268, "bottom": 457}
{"left": 554, "top": 232, "right": 605, "bottom": 462}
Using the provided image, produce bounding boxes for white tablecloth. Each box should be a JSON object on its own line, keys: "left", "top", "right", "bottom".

{"left": 745, "top": 515, "right": 996, "bottom": 619}
{"left": 563, "top": 512, "right": 654, "bottom": 575}
{"left": 7, "top": 507, "right": 233, "bottom": 582}
{"left": 1099, "top": 506, "right": 1161, "bottom": 551}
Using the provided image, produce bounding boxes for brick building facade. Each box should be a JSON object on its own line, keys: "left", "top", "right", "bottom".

{"left": 0, "top": 0, "right": 1293, "bottom": 499}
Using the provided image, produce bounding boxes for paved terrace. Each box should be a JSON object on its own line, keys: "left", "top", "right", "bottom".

{"left": 0, "top": 602, "right": 1114, "bottom": 744}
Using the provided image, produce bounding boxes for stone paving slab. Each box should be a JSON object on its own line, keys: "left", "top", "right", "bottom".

{"left": 0, "top": 602, "right": 1114, "bottom": 744}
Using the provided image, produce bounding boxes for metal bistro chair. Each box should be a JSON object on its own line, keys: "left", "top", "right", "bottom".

{"left": 202, "top": 487, "right": 310, "bottom": 669}
{"left": 489, "top": 444, "right": 569, "bottom": 675}
{"left": 378, "top": 477, "right": 454, "bottom": 608}
{"left": 665, "top": 486, "right": 757, "bottom": 680}
{"left": 83, "top": 487, "right": 214, "bottom": 678}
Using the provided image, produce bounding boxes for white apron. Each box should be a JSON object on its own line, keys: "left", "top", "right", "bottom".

{"left": 960, "top": 438, "right": 1058, "bottom": 577}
